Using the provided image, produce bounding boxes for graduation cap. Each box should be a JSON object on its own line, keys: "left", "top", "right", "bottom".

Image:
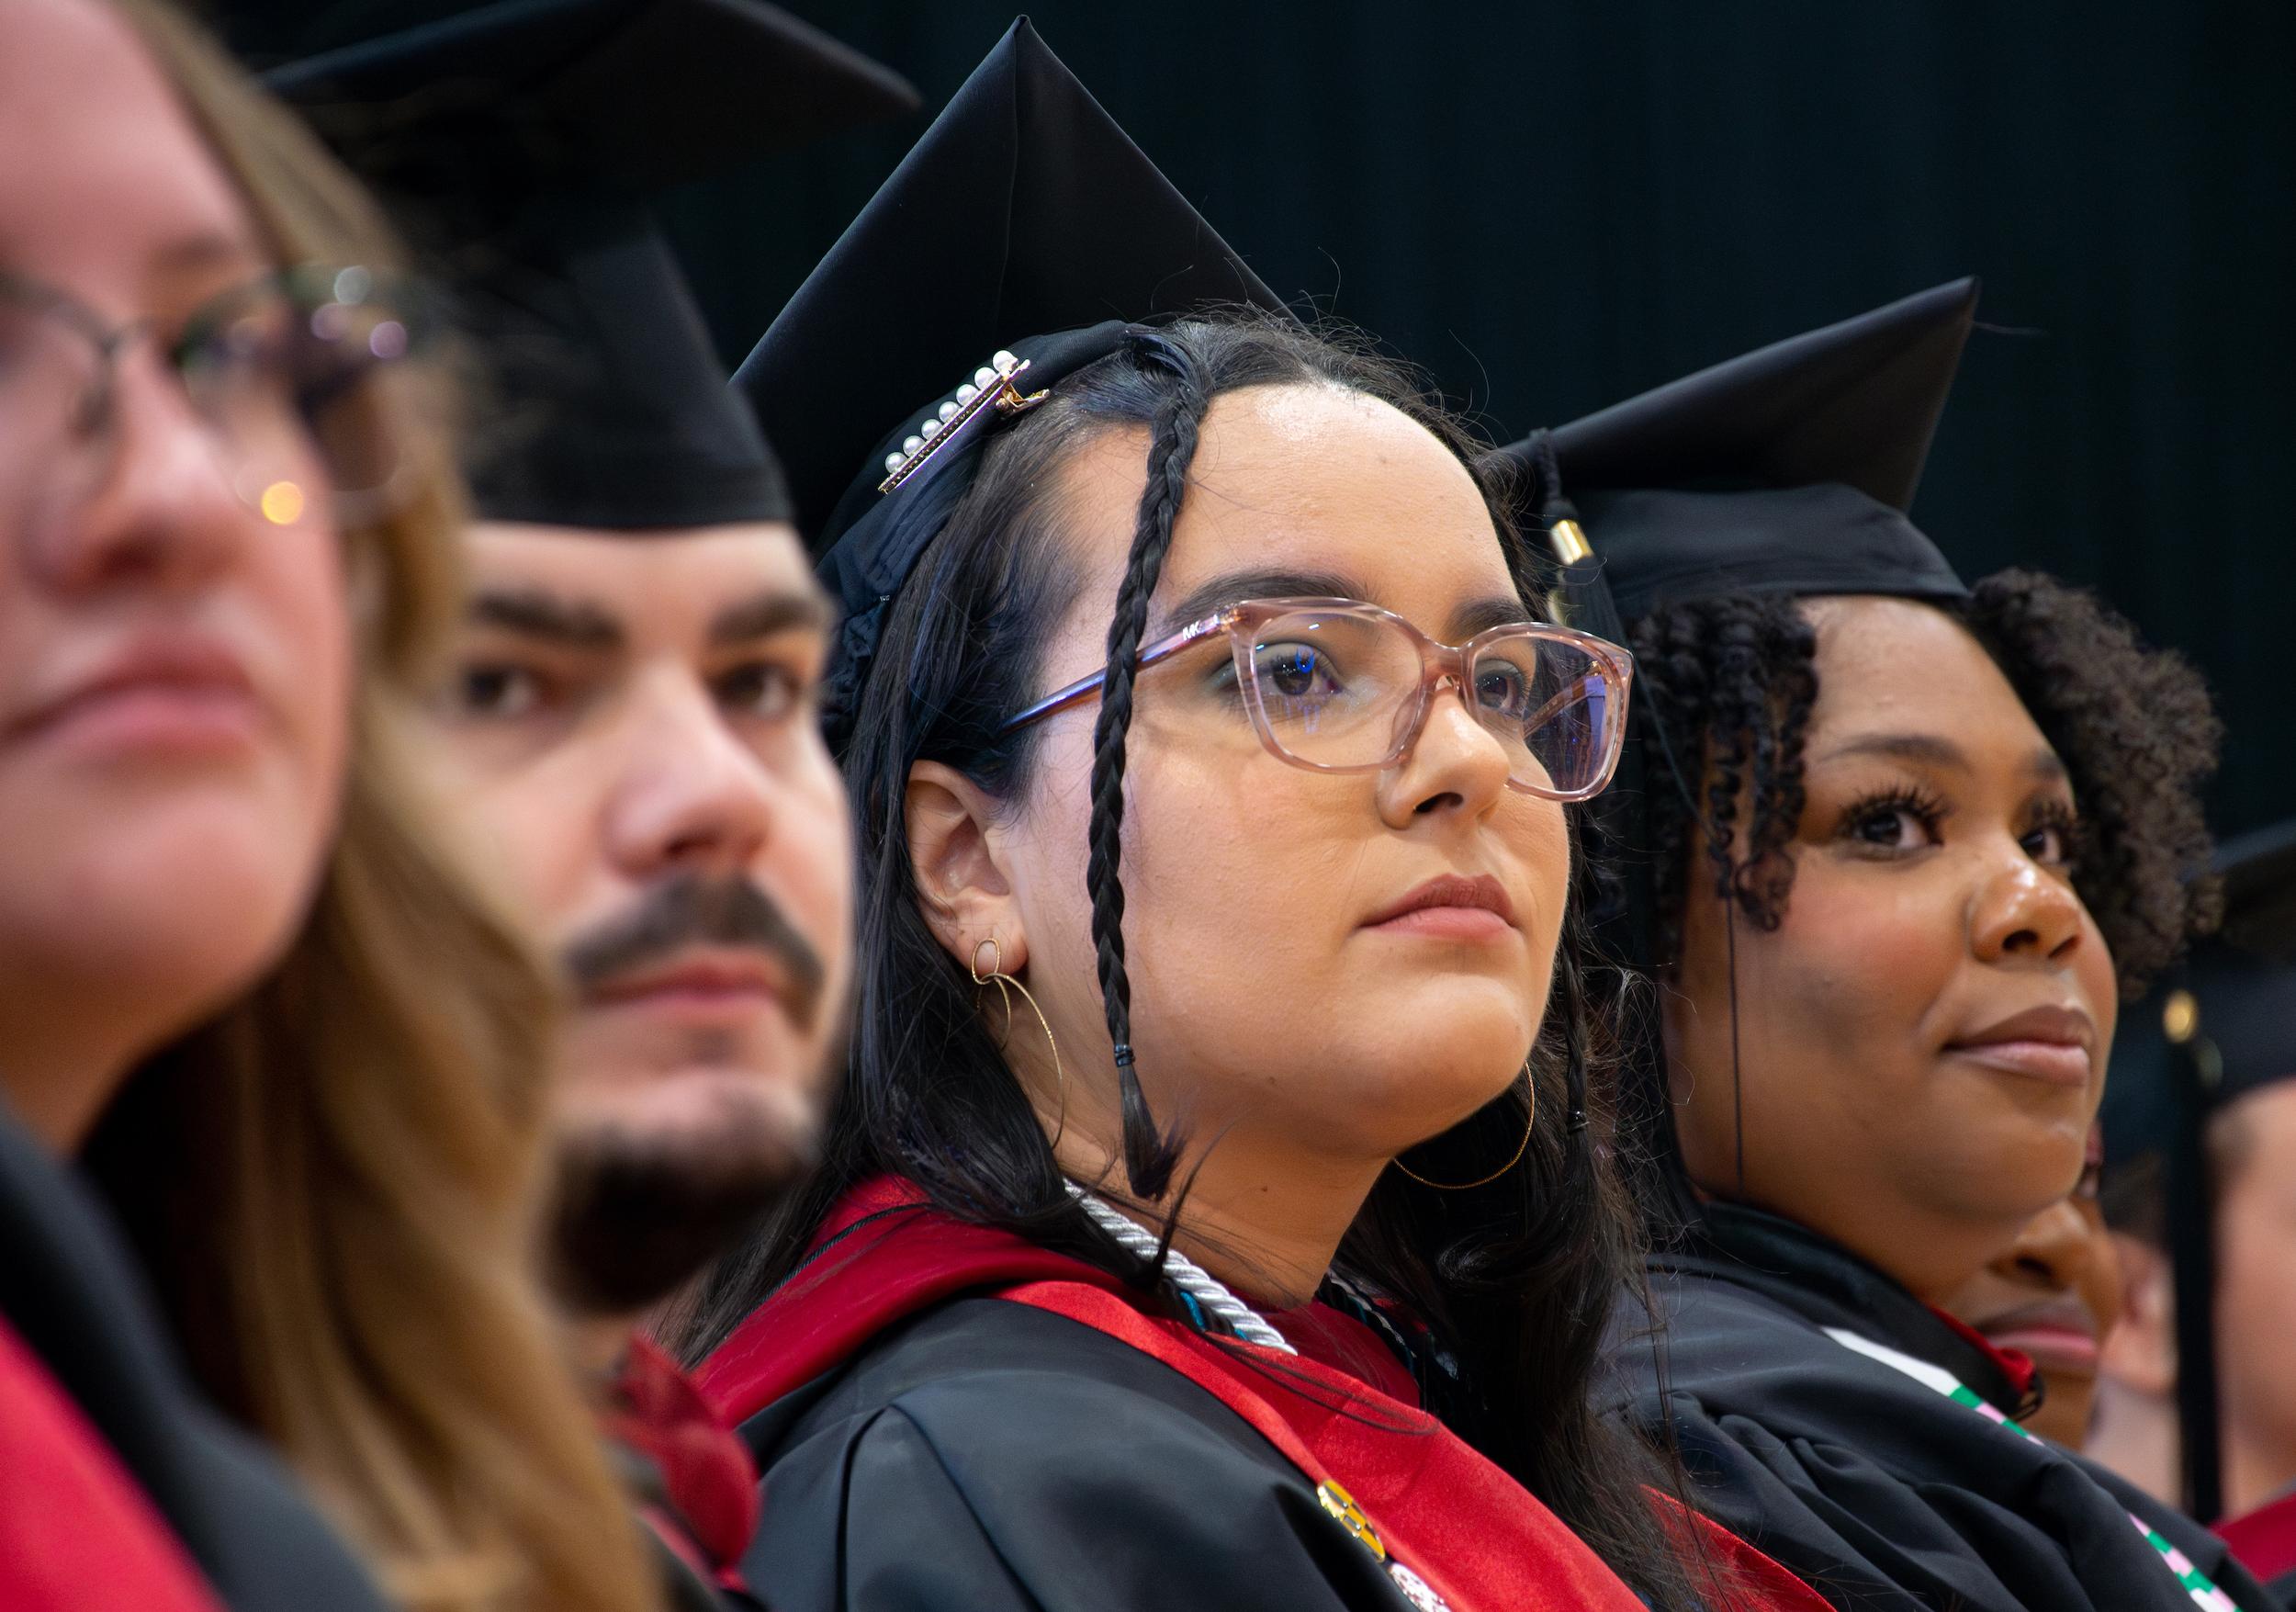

{"left": 1489, "top": 278, "right": 1980, "bottom": 631}
{"left": 1485, "top": 281, "right": 1983, "bottom": 970}
{"left": 265, "top": 0, "right": 919, "bottom": 531}
{"left": 2100, "top": 820, "right": 2296, "bottom": 1523}
{"left": 731, "top": 17, "right": 1287, "bottom": 747}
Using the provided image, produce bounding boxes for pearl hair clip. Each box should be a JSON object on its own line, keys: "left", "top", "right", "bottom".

{"left": 877, "top": 349, "right": 1050, "bottom": 494}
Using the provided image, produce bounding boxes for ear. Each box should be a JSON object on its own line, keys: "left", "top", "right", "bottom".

{"left": 2099, "top": 1231, "right": 2178, "bottom": 1398}
{"left": 906, "top": 761, "right": 1029, "bottom": 974}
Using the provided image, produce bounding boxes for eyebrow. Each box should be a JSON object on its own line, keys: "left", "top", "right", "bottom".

{"left": 708, "top": 587, "right": 836, "bottom": 648}
{"left": 1451, "top": 594, "right": 1538, "bottom": 639}
{"left": 151, "top": 231, "right": 265, "bottom": 282}
{"left": 467, "top": 588, "right": 623, "bottom": 650}
{"left": 1157, "top": 568, "right": 1370, "bottom": 634}
{"left": 1818, "top": 731, "right": 2068, "bottom": 783}
{"left": 1154, "top": 568, "right": 1529, "bottom": 642}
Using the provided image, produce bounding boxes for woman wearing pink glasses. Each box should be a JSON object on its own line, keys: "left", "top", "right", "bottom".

{"left": 673, "top": 23, "right": 1824, "bottom": 1612}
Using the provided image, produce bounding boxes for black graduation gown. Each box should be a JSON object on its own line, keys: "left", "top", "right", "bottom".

{"left": 697, "top": 1179, "right": 1790, "bottom": 1612}
{"left": 0, "top": 1112, "right": 388, "bottom": 1612}
{"left": 1603, "top": 1202, "right": 2278, "bottom": 1611}
{"left": 733, "top": 1295, "right": 1428, "bottom": 1609}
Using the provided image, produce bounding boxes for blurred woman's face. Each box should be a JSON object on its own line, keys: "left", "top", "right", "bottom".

{"left": 958, "top": 383, "right": 1570, "bottom": 1189}
{"left": 0, "top": 0, "right": 350, "bottom": 1146}
{"left": 1665, "top": 597, "right": 2120, "bottom": 1302}
{"left": 1947, "top": 1132, "right": 2120, "bottom": 1446}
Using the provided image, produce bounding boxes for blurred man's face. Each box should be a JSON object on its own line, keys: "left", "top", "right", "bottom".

{"left": 422, "top": 521, "right": 851, "bottom": 1313}
{"left": 2214, "top": 1084, "right": 2296, "bottom": 1513}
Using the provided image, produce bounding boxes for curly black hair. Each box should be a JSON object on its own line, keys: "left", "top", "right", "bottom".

{"left": 1625, "top": 569, "right": 2222, "bottom": 998}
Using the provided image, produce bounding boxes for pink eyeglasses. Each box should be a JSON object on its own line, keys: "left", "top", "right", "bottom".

{"left": 1004, "top": 596, "right": 1635, "bottom": 802}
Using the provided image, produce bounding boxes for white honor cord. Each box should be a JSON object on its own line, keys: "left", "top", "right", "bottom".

{"left": 1064, "top": 1181, "right": 1296, "bottom": 1355}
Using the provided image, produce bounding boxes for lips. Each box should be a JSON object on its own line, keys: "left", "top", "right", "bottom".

{"left": 8, "top": 635, "right": 264, "bottom": 754}
{"left": 1973, "top": 1297, "right": 2100, "bottom": 1375}
{"left": 1362, "top": 874, "right": 1517, "bottom": 940}
{"left": 583, "top": 949, "right": 792, "bottom": 1019}
{"left": 1944, "top": 1003, "right": 2097, "bottom": 1088}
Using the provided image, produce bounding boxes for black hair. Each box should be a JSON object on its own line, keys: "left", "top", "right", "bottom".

{"left": 1083, "top": 329, "right": 1201, "bottom": 1196}
{"left": 678, "top": 310, "right": 1716, "bottom": 1610}
{"left": 1613, "top": 570, "right": 2222, "bottom": 1216}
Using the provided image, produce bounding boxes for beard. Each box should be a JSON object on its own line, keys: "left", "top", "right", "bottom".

{"left": 546, "top": 1088, "right": 817, "bottom": 1317}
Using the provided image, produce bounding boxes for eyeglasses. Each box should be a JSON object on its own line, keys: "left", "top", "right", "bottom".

{"left": 0, "top": 263, "right": 423, "bottom": 536}
{"left": 1005, "top": 596, "right": 1635, "bottom": 802}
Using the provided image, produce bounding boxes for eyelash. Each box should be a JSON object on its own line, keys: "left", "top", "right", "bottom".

{"left": 1837, "top": 781, "right": 2083, "bottom": 865}
{"left": 1839, "top": 783, "right": 1952, "bottom": 851}
{"left": 2026, "top": 798, "right": 2084, "bottom": 865}
{"left": 449, "top": 657, "right": 815, "bottom": 724}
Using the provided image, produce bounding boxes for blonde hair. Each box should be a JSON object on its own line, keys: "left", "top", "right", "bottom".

{"left": 78, "top": 6, "right": 660, "bottom": 1610}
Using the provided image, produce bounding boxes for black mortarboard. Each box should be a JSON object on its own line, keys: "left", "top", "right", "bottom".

{"left": 1490, "top": 278, "right": 1980, "bottom": 626}
{"left": 1486, "top": 282, "right": 1983, "bottom": 975}
{"left": 2103, "top": 823, "right": 2296, "bottom": 1167}
{"left": 732, "top": 17, "right": 1285, "bottom": 745}
{"left": 266, "top": 0, "right": 918, "bottom": 531}
{"left": 2099, "top": 821, "right": 2296, "bottom": 1523}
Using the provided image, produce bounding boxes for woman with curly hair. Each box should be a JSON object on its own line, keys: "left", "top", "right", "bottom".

{"left": 1491, "top": 281, "right": 2268, "bottom": 1611}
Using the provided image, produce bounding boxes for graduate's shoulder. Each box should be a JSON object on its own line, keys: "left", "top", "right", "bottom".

{"left": 1606, "top": 1254, "right": 1853, "bottom": 1410}
{"left": 739, "top": 1296, "right": 1388, "bottom": 1610}
{"left": 745, "top": 1291, "right": 1291, "bottom": 1472}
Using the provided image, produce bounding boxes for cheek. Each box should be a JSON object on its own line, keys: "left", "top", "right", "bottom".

{"left": 2216, "top": 1183, "right": 2296, "bottom": 1435}
{"left": 445, "top": 765, "right": 600, "bottom": 947}
{"left": 2077, "top": 1231, "right": 2124, "bottom": 1331}
{"left": 764, "top": 764, "right": 855, "bottom": 1010}
{"left": 1515, "top": 798, "right": 1570, "bottom": 958}
{"left": 1007, "top": 720, "right": 1334, "bottom": 1052}
{"left": 1737, "top": 861, "right": 1959, "bottom": 1063}
{"left": 1672, "top": 860, "right": 1964, "bottom": 1182}
{"left": 2221, "top": 1171, "right": 2296, "bottom": 1336}
{"left": 2072, "top": 910, "right": 2120, "bottom": 1047}
{"left": 1123, "top": 742, "right": 1358, "bottom": 970}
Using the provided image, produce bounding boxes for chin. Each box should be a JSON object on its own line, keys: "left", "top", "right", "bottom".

{"left": 1358, "top": 977, "right": 1541, "bottom": 1059}
{"left": 1931, "top": 1127, "right": 2088, "bottom": 1226}
{"left": 2, "top": 834, "right": 312, "bottom": 1018}
{"left": 1314, "top": 1014, "right": 1534, "bottom": 1137}
{"left": 568, "top": 1061, "right": 819, "bottom": 1165}
{"left": 551, "top": 1086, "right": 819, "bottom": 1315}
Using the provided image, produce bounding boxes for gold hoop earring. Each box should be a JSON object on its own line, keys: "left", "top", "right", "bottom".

{"left": 1390, "top": 1064, "right": 1536, "bottom": 1191}
{"left": 971, "top": 937, "right": 1066, "bottom": 1146}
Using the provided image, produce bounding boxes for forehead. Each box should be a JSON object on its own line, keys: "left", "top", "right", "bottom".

{"left": 1057, "top": 381, "right": 1510, "bottom": 614}
{"left": 464, "top": 522, "right": 819, "bottom": 635}
{"left": 1803, "top": 595, "right": 2049, "bottom": 751}
{"left": 0, "top": 1, "right": 262, "bottom": 294}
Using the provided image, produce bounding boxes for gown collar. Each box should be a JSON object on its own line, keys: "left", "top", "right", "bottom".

{"left": 1663, "top": 1201, "right": 2041, "bottom": 1419}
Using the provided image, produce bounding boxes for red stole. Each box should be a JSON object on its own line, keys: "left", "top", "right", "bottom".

{"left": 0, "top": 1315, "right": 226, "bottom": 1612}
{"left": 2217, "top": 1489, "right": 2296, "bottom": 1585}
{"left": 604, "top": 1335, "right": 761, "bottom": 1592}
{"left": 701, "top": 1178, "right": 1825, "bottom": 1612}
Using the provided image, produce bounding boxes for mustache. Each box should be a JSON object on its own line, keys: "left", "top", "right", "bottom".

{"left": 561, "top": 874, "right": 827, "bottom": 1031}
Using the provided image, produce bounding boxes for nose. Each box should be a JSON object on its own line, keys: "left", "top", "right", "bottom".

{"left": 1969, "top": 847, "right": 2087, "bottom": 966}
{"left": 600, "top": 671, "right": 776, "bottom": 884}
{"left": 28, "top": 353, "right": 249, "bottom": 597}
{"left": 1993, "top": 1197, "right": 2094, "bottom": 1295}
{"left": 1375, "top": 676, "right": 1514, "bottom": 828}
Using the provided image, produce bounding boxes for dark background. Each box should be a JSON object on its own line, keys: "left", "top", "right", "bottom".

{"left": 216, "top": 1, "right": 2296, "bottom": 835}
